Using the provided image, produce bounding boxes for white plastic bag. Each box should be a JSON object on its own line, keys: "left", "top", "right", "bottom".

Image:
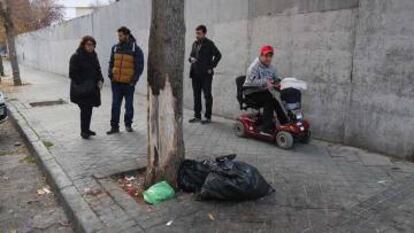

{"left": 280, "top": 77, "right": 307, "bottom": 90}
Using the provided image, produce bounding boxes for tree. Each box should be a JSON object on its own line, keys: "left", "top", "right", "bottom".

{"left": 0, "top": 0, "right": 63, "bottom": 43}
{"left": 29, "top": 0, "right": 63, "bottom": 30}
{"left": 0, "top": 0, "right": 36, "bottom": 42}
{"left": 0, "top": 0, "right": 62, "bottom": 85}
{"left": 145, "top": 0, "right": 186, "bottom": 187}
{"left": 0, "top": 0, "right": 21, "bottom": 86}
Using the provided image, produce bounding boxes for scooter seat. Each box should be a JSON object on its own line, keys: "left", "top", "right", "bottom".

{"left": 236, "top": 75, "right": 262, "bottom": 111}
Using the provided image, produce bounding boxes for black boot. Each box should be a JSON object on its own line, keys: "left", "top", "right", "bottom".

{"left": 87, "top": 130, "right": 96, "bottom": 136}
{"left": 189, "top": 117, "right": 201, "bottom": 123}
{"left": 81, "top": 132, "right": 90, "bottom": 139}
{"left": 125, "top": 126, "right": 133, "bottom": 132}
{"left": 201, "top": 118, "right": 212, "bottom": 124}
{"left": 106, "top": 127, "right": 120, "bottom": 135}
{"left": 259, "top": 126, "right": 273, "bottom": 137}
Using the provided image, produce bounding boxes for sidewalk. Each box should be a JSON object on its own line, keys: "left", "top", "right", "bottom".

{"left": 2, "top": 64, "right": 414, "bottom": 233}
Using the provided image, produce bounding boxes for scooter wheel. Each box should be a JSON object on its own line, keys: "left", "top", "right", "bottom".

{"left": 233, "top": 121, "right": 246, "bottom": 137}
{"left": 276, "top": 131, "right": 294, "bottom": 149}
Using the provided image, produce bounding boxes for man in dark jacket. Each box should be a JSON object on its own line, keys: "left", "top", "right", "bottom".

{"left": 107, "top": 26, "right": 144, "bottom": 134}
{"left": 188, "top": 25, "right": 222, "bottom": 124}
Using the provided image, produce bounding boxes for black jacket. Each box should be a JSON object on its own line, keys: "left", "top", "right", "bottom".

{"left": 108, "top": 38, "right": 144, "bottom": 85}
{"left": 69, "top": 48, "right": 104, "bottom": 107}
{"left": 189, "top": 37, "right": 222, "bottom": 79}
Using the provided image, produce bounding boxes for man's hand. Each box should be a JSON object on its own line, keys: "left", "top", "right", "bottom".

{"left": 266, "top": 79, "right": 274, "bottom": 90}
{"left": 98, "top": 81, "right": 103, "bottom": 90}
{"left": 189, "top": 57, "right": 197, "bottom": 64}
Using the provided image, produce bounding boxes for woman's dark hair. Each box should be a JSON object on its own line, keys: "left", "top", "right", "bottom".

{"left": 78, "top": 35, "right": 96, "bottom": 49}
{"left": 196, "top": 25, "right": 207, "bottom": 34}
{"left": 117, "top": 26, "right": 131, "bottom": 35}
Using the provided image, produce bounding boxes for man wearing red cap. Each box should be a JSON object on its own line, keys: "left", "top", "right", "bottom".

{"left": 244, "top": 45, "right": 288, "bottom": 135}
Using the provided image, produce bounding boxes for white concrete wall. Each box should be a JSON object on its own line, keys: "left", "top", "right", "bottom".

{"left": 15, "top": 0, "right": 414, "bottom": 159}
{"left": 246, "top": 7, "right": 357, "bottom": 142}
{"left": 345, "top": 0, "right": 414, "bottom": 158}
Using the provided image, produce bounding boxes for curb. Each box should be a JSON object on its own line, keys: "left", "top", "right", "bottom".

{"left": 7, "top": 101, "right": 104, "bottom": 233}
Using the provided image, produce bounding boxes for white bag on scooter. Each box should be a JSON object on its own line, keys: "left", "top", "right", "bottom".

{"left": 280, "top": 77, "right": 307, "bottom": 91}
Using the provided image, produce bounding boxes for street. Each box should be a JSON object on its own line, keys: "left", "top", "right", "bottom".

{"left": 0, "top": 120, "right": 73, "bottom": 233}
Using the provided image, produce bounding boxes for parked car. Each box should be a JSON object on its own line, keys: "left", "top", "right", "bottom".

{"left": 0, "top": 91, "right": 7, "bottom": 123}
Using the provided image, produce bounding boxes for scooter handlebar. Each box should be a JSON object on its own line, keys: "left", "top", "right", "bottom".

{"left": 274, "top": 84, "right": 281, "bottom": 91}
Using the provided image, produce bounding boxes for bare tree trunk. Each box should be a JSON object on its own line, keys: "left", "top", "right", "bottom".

{"left": 145, "top": 0, "right": 186, "bottom": 188}
{"left": 0, "top": 0, "right": 22, "bottom": 86}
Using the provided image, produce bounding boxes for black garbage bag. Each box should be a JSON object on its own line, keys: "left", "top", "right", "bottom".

{"left": 177, "top": 159, "right": 211, "bottom": 192}
{"left": 199, "top": 159, "right": 274, "bottom": 201}
{"left": 177, "top": 154, "right": 237, "bottom": 193}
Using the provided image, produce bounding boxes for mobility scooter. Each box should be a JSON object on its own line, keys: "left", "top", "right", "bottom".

{"left": 233, "top": 76, "right": 311, "bottom": 149}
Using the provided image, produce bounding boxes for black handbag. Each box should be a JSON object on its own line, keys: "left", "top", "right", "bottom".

{"left": 71, "top": 79, "right": 96, "bottom": 98}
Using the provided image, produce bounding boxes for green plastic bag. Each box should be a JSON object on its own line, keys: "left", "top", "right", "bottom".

{"left": 143, "top": 181, "right": 175, "bottom": 205}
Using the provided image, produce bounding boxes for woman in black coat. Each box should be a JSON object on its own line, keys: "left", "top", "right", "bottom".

{"left": 69, "top": 36, "right": 104, "bottom": 139}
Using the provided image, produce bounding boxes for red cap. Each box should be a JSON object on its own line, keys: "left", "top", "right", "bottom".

{"left": 260, "top": 45, "right": 274, "bottom": 56}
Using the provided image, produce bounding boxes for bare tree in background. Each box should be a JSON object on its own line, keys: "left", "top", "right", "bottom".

{"left": 0, "top": 0, "right": 62, "bottom": 85}
{"left": 0, "top": 0, "right": 62, "bottom": 41}
{"left": 145, "top": 0, "right": 186, "bottom": 187}
{"left": 29, "top": 0, "right": 63, "bottom": 29}
{"left": 0, "top": 0, "right": 21, "bottom": 85}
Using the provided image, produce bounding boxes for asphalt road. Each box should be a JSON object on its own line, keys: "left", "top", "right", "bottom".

{"left": 0, "top": 120, "right": 73, "bottom": 233}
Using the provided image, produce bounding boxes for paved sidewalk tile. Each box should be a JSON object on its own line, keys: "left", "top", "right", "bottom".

{"left": 2, "top": 65, "right": 414, "bottom": 233}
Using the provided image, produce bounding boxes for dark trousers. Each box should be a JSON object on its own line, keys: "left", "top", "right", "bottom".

{"left": 78, "top": 104, "right": 93, "bottom": 133}
{"left": 111, "top": 82, "right": 135, "bottom": 128}
{"left": 192, "top": 76, "right": 213, "bottom": 119}
{"left": 246, "top": 91, "right": 289, "bottom": 130}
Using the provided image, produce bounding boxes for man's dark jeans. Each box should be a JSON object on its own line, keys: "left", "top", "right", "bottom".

{"left": 246, "top": 91, "right": 289, "bottom": 131}
{"left": 111, "top": 82, "right": 135, "bottom": 128}
{"left": 192, "top": 76, "right": 213, "bottom": 119}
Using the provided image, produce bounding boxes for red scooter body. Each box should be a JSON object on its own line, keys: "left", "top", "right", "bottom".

{"left": 235, "top": 112, "right": 311, "bottom": 148}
